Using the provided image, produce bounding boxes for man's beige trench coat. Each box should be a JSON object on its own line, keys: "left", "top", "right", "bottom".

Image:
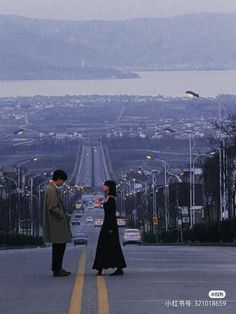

{"left": 43, "top": 182, "right": 72, "bottom": 243}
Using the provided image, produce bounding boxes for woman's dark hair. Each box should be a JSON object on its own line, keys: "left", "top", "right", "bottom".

{"left": 104, "top": 180, "right": 116, "bottom": 197}
{"left": 52, "top": 169, "right": 68, "bottom": 181}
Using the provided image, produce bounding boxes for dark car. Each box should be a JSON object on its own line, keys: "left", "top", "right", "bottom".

{"left": 71, "top": 218, "right": 80, "bottom": 226}
{"left": 74, "top": 213, "right": 83, "bottom": 219}
{"left": 73, "top": 232, "right": 88, "bottom": 246}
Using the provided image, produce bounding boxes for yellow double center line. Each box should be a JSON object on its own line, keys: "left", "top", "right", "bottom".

{"left": 68, "top": 248, "right": 87, "bottom": 314}
{"left": 68, "top": 248, "right": 110, "bottom": 314}
{"left": 97, "top": 276, "right": 110, "bottom": 314}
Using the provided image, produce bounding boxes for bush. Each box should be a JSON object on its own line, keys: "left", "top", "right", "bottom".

{"left": 0, "top": 232, "right": 44, "bottom": 247}
{"left": 220, "top": 219, "right": 233, "bottom": 242}
{"left": 205, "top": 221, "right": 220, "bottom": 242}
{"left": 193, "top": 223, "right": 207, "bottom": 242}
{"left": 161, "top": 229, "right": 178, "bottom": 243}
{"left": 230, "top": 218, "right": 236, "bottom": 240}
{"left": 143, "top": 231, "right": 157, "bottom": 243}
{"left": 137, "top": 218, "right": 236, "bottom": 244}
{"left": 183, "top": 229, "right": 195, "bottom": 242}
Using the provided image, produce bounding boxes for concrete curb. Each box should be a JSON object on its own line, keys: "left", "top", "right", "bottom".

{"left": 143, "top": 242, "right": 236, "bottom": 247}
{"left": 0, "top": 245, "right": 47, "bottom": 251}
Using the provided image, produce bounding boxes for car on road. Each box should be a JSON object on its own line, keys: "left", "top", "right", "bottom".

{"left": 123, "top": 229, "right": 142, "bottom": 246}
{"left": 74, "top": 213, "right": 83, "bottom": 219}
{"left": 73, "top": 232, "right": 88, "bottom": 246}
{"left": 95, "top": 218, "right": 103, "bottom": 227}
{"left": 71, "top": 219, "right": 80, "bottom": 226}
{"left": 85, "top": 217, "right": 94, "bottom": 224}
{"left": 117, "top": 218, "right": 127, "bottom": 227}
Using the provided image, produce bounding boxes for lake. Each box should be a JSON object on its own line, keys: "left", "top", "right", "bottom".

{"left": 0, "top": 70, "right": 236, "bottom": 97}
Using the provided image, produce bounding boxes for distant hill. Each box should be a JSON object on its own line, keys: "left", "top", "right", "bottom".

{"left": 0, "top": 13, "right": 236, "bottom": 79}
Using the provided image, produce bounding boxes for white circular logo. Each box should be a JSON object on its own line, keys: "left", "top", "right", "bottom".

{"left": 208, "top": 290, "right": 226, "bottom": 299}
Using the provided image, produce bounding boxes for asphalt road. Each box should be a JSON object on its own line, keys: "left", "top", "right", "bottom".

{"left": 77, "top": 145, "right": 93, "bottom": 188}
{"left": 93, "top": 145, "right": 110, "bottom": 188}
{"left": 77, "top": 144, "right": 110, "bottom": 190}
{"left": 1, "top": 203, "right": 236, "bottom": 314}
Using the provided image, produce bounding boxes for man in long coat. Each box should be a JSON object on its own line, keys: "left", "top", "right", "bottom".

{"left": 43, "top": 169, "right": 72, "bottom": 277}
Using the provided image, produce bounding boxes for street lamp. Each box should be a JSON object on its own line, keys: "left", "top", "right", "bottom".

{"left": 191, "top": 151, "right": 215, "bottom": 225}
{"left": 28, "top": 172, "right": 48, "bottom": 236}
{"left": 146, "top": 155, "right": 168, "bottom": 231}
{"left": 0, "top": 175, "right": 18, "bottom": 232}
{"left": 16, "top": 158, "right": 38, "bottom": 188}
{"left": 185, "top": 90, "right": 228, "bottom": 221}
{"left": 132, "top": 178, "right": 149, "bottom": 194}
{"left": 15, "top": 158, "right": 38, "bottom": 234}
{"left": 185, "top": 90, "right": 229, "bottom": 121}
{"left": 0, "top": 129, "right": 24, "bottom": 141}
{"left": 145, "top": 184, "right": 165, "bottom": 242}
{"left": 164, "top": 127, "right": 195, "bottom": 228}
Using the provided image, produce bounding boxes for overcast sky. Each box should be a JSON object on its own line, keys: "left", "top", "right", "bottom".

{"left": 0, "top": 0, "right": 236, "bottom": 20}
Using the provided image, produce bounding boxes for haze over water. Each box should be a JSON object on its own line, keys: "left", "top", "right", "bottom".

{"left": 0, "top": 70, "right": 236, "bottom": 98}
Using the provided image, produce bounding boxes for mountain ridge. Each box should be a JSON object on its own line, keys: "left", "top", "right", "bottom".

{"left": 0, "top": 13, "right": 235, "bottom": 79}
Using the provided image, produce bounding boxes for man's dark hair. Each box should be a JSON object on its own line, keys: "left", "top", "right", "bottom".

{"left": 52, "top": 169, "right": 68, "bottom": 181}
{"left": 104, "top": 180, "right": 116, "bottom": 197}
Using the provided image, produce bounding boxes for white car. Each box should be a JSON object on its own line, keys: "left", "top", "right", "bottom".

{"left": 85, "top": 217, "right": 94, "bottom": 224}
{"left": 95, "top": 219, "right": 103, "bottom": 227}
{"left": 117, "top": 218, "right": 127, "bottom": 227}
{"left": 73, "top": 232, "right": 88, "bottom": 246}
{"left": 123, "top": 229, "right": 142, "bottom": 246}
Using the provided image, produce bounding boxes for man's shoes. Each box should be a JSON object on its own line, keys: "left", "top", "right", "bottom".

{"left": 109, "top": 269, "right": 124, "bottom": 276}
{"left": 53, "top": 269, "right": 71, "bottom": 277}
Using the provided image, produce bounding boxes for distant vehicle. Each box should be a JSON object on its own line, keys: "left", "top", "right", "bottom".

{"left": 73, "top": 232, "right": 88, "bottom": 246}
{"left": 95, "top": 218, "right": 103, "bottom": 227}
{"left": 75, "top": 202, "right": 82, "bottom": 210}
{"left": 74, "top": 213, "right": 82, "bottom": 219}
{"left": 123, "top": 229, "right": 142, "bottom": 246}
{"left": 117, "top": 218, "right": 127, "bottom": 227}
{"left": 85, "top": 217, "right": 94, "bottom": 224}
{"left": 71, "top": 219, "right": 80, "bottom": 226}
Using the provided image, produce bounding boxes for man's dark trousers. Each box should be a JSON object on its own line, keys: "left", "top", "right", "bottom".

{"left": 51, "top": 243, "right": 66, "bottom": 272}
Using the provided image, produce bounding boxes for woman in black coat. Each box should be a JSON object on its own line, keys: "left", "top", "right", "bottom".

{"left": 93, "top": 180, "right": 127, "bottom": 276}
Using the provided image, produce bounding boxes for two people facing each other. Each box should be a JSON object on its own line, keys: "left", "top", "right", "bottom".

{"left": 43, "top": 171, "right": 126, "bottom": 277}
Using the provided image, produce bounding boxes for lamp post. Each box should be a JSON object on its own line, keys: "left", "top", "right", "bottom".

{"left": 146, "top": 155, "right": 168, "bottom": 231}
{"left": 191, "top": 152, "right": 215, "bottom": 225}
{"left": 36, "top": 180, "right": 49, "bottom": 236}
{"left": 146, "top": 185, "right": 165, "bottom": 242}
{"left": 152, "top": 170, "right": 158, "bottom": 240}
{"left": 185, "top": 90, "right": 229, "bottom": 121}
{"left": 164, "top": 128, "right": 195, "bottom": 228}
{"left": 15, "top": 158, "right": 38, "bottom": 233}
{"left": 16, "top": 158, "right": 38, "bottom": 189}
{"left": 185, "top": 91, "right": 228, "bottom": 221}
{"left": 0, "top": 129, "right": 24, "bottom": 141}
{"left": 132, "top": 178, "right": 149, "bottom": 194}
{"left": 28, "top": 172, "right": 47, "bottom": 236}
{"left": 119, "top": 180, "right": 132, "bottom": 220}
{"left": 188, "top": 135, "right": 196, "bottom": 228}
{"left": 0, "top": 175, "right": 18, "bottom": 232}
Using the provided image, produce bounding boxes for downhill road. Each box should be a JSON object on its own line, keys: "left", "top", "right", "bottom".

{"left": 1, "top": 202, "right": 236, "bottom": 314}
{"left": 77, "top": 144, "right": 110, "bottom": 190}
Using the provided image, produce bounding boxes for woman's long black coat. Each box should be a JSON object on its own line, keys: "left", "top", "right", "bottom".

{"left": 93, "top": 196, "right": 127, "bottom": 270}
